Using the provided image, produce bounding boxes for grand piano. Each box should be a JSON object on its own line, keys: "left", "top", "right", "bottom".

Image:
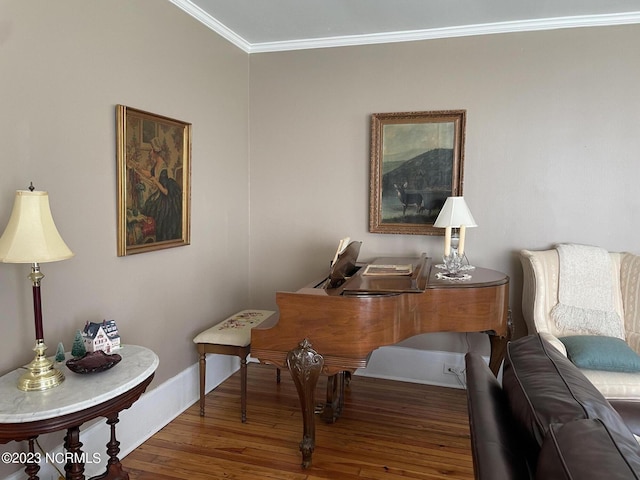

{"left": 251, "top": 246, "right": 511, "bottom": 468}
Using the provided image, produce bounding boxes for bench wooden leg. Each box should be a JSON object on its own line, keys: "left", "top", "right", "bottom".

{"left": 199, "top": 351, "right": 206, "bottom": 416}
{"left": 196, "top": 343, "right": 278, "bottom": 422}
{"left": 240, "top": 356, "right": 247, "bottom": 423}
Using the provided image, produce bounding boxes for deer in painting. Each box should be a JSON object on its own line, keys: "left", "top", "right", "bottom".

{"left": 394, "top": 182, "right": 424, "bottom": 216}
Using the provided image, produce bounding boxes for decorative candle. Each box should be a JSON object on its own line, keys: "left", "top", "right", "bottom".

{"left": 444, "top": 226, "right": 451, "bottom": 257}
{"left": 458, "top": 225, "right": 466, "bottom": 256}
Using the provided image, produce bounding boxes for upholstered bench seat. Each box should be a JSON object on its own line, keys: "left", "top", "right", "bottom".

{"left": 194, "top": 309, "right": 277, "bottom": 422}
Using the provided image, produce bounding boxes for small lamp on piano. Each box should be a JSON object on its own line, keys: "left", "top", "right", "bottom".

{"left": 433, "top": 196, "right": 477, "bottom": 279}
{"left": 0, "top": 185, "right": 74, "bottom": 391}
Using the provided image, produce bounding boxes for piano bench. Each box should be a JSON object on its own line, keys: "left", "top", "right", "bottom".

{"left": 193, "top": 309, "right": 279, "bottom": 423}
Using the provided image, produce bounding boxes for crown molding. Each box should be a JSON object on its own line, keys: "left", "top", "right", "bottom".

{"left": 250, "top": 12, "right": 640, "bottom": 53}
{"left": 169, "top": 1, "right": 640, "bottom": 54}
{"left": 168, "top": 0, "right": 252, "bottom": 52}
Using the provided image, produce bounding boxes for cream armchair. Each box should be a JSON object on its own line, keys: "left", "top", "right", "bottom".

{"left": 521, "top": 248, "right": 640, "bottom": 399}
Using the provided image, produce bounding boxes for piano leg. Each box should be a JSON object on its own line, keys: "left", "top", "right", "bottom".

{"left": 488, "top": 334, "right": 507, "bottom": 376}
{"left": 488, "top": 309, "right": 514, "bottom": 376}
{"left": 286, "top": 339, "right": 324, "bottom": 469}
{"left": 319, "top": 372, "right": 345, "bottom": 423}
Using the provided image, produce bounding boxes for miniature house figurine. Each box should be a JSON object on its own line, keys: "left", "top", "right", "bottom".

{"left": 82, "top": 320, "right": 121, "bottom": 353}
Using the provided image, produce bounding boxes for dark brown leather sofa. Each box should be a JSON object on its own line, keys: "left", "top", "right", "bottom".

{"left": 465, "top": 334, "right": 640, "bottom": 479}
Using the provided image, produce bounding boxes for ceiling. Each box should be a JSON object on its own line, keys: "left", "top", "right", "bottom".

{"left": 169, "top": 0, "right": 640, "bottom": 53}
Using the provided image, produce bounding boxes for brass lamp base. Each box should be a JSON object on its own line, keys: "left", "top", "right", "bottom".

{"left": 18, "top": 340, "right": 65, "bottom": 392}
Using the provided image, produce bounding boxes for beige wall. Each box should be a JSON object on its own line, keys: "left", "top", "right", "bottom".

{"left": 0, "top": 1, "right": 250, "bottom": 387}
{"left": 1, "top": 3, "right": 640, "bottom": 473}
{"left": 248, "top": 26, "right": 640, "bottom": 336}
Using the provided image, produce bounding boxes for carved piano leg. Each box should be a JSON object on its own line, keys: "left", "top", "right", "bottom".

{"left": 320, "top": 372, "right": 345, "bottom": 423}
{"left": 286, "top": 339, "right": 324, "bottom": 469}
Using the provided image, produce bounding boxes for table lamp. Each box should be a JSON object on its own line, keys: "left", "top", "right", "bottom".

{"left": 0, "top": 185, "right": 74, "bottom": 391}
{"left": 433, "top": 196, "right": 477, "bottom": 278}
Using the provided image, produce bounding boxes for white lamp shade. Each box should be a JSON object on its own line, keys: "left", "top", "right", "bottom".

{"left": 0, "top": 190, "right": 74, "bottom": 263}
{"left": 433, "top": 196, "right": 478, "bottom": 228}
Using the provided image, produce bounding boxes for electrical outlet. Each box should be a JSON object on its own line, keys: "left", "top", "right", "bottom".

{"left": 443, "top": 363, "right": 463, "bottom": 375}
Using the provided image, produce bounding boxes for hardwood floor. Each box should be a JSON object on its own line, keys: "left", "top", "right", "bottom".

{"left": 122, "top": 364, "right": 474, "bottom": 480}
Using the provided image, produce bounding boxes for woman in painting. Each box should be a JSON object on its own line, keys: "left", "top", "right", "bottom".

{"left": 132, "top": 137, "right": 182, "bottom": 242}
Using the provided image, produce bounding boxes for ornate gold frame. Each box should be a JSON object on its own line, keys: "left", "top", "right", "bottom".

{"left": 369, "top": 110, "right": 466, "bottom": 235}
{"left": 116, "top": 105, "right": 191, "bottom": 256}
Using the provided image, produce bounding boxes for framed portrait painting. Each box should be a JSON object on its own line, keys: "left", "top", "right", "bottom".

{"left": 116, "top": 105, "right": 192, "bottom": 256}
{"left": 369, "top": 110, "right": 466, "bottom": 235}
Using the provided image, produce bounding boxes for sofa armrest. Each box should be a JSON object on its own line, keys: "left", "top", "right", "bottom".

{"left": 520, "top": 249, "right": 565, "bottom": 337}
{"left": 609, "top": 400, "right": 640, "bottom": 437}
{"left": 465, "top": 352, "right": 530, "bottom": 480}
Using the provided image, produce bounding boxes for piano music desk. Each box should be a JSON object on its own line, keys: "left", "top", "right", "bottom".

{"left": 251, "top": 255, "right": 511, "bottom": 468}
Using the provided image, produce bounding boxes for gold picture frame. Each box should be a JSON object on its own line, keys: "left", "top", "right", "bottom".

{"left": 369, "top": 110, "right": 466, "bottom": 235}
{"left": 116, "top": 105, "right": 192, "bottom": 256}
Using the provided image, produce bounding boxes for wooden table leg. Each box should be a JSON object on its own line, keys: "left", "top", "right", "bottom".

{"left": 89, "top": 414, "right": 128, "bottom": 480}
{"left": 286, "top": 339, "right": 324, "bottom": 469}
{"left": 25, "top": 437, "right": 40, "bottom": 480}
{"left": 64, "top": 426, "right": 84, "bottom": 480}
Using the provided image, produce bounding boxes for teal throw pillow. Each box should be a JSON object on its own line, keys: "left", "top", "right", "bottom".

{"left": 559, "top": 335, "right": 640, "bottom": 373}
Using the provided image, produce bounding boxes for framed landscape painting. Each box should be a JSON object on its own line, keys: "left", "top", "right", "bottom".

{"left": 116, "top": 105, "right": 192, "bottom": 256}
{"left": 369, "top": 110, "right": 466, "bottom": 235}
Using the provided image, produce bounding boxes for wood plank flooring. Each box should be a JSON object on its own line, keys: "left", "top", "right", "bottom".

{"left": 121, "top": 364, "right": 474, "bottom": 480}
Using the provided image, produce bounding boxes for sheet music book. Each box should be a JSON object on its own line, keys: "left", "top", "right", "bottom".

{"left": 331, "top": 237, "right": 351, "bottom": 266}
{"left": 362, "top": 264, "right": 413, "bottom": 276}
{"left": 327, "top": 238, "right": 362, "bottom": 288}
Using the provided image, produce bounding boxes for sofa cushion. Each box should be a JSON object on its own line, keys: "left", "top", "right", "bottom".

{"left": 580, "top": 369, "right": 640, "bottom": 400}
{"left": 536, "top": 419, "right": 640, "bottom": 479}
{"left": 502, "top": 335, "right": 640, "bottom": 465}
{"left": 560, "top": 335, "right": 640, "bottom": 373}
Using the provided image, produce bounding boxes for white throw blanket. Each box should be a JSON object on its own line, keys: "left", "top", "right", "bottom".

{"left": 551, "top": 244, "right": 625, "bottom": 339}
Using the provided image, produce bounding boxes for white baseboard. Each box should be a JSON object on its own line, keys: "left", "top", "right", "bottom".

{"left": 8, "top": 338, "right": 494, "bottom": 480}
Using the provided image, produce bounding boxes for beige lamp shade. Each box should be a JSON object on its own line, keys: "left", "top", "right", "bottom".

{"left": 434, "top": 196, "right": 478, "bottom": 228}
{"left": 0, "top": 190, "right": 74, "bottom": 263}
